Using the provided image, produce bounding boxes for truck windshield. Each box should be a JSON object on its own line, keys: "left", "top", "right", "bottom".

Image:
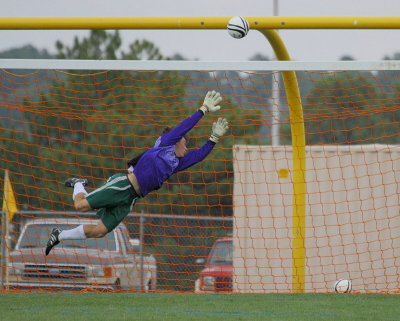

{"left": 18, "top": 224, "right": 117, "bottom": 251}
{"left": 208, "top": 240, "right": 233, "bottom": 265}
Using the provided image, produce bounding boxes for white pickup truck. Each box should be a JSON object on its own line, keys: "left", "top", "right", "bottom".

{"left": 6, "top": 218, "right": 157, "bottom": 291}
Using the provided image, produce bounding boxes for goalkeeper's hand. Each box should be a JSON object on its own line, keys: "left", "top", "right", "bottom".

{"left": 200, "top": 91, "right": 222, "bottom": 114}
{"left": 209, "top": 118, "right": 229, "bottom": 143}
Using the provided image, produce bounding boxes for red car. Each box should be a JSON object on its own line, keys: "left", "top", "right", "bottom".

{"left": 195, "top": 237, "right": 233, "bottom": 293}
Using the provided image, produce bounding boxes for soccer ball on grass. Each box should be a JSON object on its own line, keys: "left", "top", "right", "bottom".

{"left": 334, "top": 279, "right": 352, "bottom": 293}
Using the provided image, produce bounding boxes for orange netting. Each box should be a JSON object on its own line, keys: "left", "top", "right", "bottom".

{"left": 0, "top": 68, "right": 399, "bottom": 293}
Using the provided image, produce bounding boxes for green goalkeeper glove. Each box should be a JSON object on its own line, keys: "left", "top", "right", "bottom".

{"left": 200, "top": 91, "right": 223, "bottom": 114}
{"left": 210, "top": 118, "right": 229, "bottom": 143}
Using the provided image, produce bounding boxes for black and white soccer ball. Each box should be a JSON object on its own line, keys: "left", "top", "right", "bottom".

{"left": 227, "top": 16, "right": 250, "bottom": 39}
{"left": 334, "top": 279, "right": 352, "bottom": 293}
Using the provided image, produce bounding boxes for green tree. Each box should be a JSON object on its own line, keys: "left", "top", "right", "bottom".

{"left": 302, "top": 71, "right": 392, "bottom": 145}
{"left": 56, "top": 30, "right": 121, "bottom": 60}
{"left": 15, "top": 31, "right": 185, "bottom": 211}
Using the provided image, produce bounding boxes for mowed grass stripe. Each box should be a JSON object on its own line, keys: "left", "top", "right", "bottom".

{"left": 0, "top": 293, "right": 399, "bottom": 321}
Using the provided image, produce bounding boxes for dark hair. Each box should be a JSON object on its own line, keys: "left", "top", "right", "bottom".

{"left": 162, "top": 126, "right": 172, "bottom": 135}
{"left": 127, "top": 151, "right": 145, "bottom": 168}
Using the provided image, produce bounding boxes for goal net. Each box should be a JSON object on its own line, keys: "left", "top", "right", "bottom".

{"left": 0, "top": 59, "right": 399, "bottom": 293}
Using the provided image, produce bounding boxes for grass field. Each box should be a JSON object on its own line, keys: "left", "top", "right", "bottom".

{"left": 0, "top": 292, "right": 399, "bottom": 321}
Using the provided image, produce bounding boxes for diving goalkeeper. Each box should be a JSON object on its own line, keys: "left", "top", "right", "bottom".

{"left": 45, "top": 91, "right": 229, "bottom": 255}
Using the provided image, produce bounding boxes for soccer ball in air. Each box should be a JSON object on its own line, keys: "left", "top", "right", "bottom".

{"left": 227, "top": 16, "right": 250, "bottom": 39}
{"left": 334, "top": 279, "right": 352, "bottom": 293}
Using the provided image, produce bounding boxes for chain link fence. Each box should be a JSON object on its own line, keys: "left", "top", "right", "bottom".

{"left": 1, "top": 211, "right": 232, "bottom": 291}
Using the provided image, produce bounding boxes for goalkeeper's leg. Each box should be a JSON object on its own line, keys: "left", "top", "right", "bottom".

{"left": 45, "top": 177, "right": 106, "bottom": 255}
{"left": 64, "top": 177, "right": 108, "bottom": 237}
{"left": 59, "top": 221, "right": 108, "bottom": 239}
{"left": 45, "top": 220, "right": 108, "bottom": 255}
{"left": 65, "top": 177, "right": 91, "bottom": 212}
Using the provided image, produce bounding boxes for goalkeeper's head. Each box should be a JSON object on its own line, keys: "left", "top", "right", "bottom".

{"left": 162, "top": 127, "right": 189, "bottom": 158}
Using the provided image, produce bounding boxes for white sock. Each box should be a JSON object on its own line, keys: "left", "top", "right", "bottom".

{"left": 59, "top": 224, "right": 87, "bottom": 240}
{"left": 73, "top": 182, "right": 88, "bottom": 201}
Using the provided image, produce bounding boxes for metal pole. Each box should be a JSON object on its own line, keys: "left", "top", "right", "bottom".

{"left": 0, "top": 210, "right": 10, "bottom": 290}
{"left": 4, "top": 212, "right": 10, "bottom": 290}
{"left": 273, "top": 0, "right": 279, "bottom": 16}
{"left": 260, "top": 28, "right": 306, "bottom": 293}
{"left": 0, "top": 211, "right": 5, "bottom": 289}
{"left": 1, "top": 16, "right": 400, "bottom": 30}
{"left": 139, "top": 213, "right": 145, "bottom": 291}
{"left": 271, "top": 0, "right": 280, "bottom": 146}
{"left": 17, "top": 210, "right": 233, "bottom": 222}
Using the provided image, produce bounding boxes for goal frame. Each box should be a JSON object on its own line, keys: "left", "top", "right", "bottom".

{"left": 2, "top": 15, "right": 400, "bottom": 292}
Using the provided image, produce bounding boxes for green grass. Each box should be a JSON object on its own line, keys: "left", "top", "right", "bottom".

{"left": 0, "top": 292, "right": 399, "bottom": 321}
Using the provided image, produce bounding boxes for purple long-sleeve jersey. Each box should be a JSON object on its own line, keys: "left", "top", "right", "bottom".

{"left": 130, "top": 110, "right": 216, "bottom": 197}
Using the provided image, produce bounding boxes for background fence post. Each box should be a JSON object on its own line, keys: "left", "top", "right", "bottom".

{"left": 0, "top": 211, "right": 4, "bottom": 288}
{"left": 0, "top": 211, "right": 7, "bottom": 289}
{"left": 140, "top": 212, "right": 145, "bottom": 291}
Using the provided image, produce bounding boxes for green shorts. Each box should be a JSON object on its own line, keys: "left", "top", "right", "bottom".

{"left": 86, "top": 173, "right": 140, "bottom": 232}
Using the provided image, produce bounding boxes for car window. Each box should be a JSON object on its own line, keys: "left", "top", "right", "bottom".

{"left": 208, "top": 240, "right": 233, "bottom": 265}
{"left": 18, "top": 223, "right": 116, "bottom": 251}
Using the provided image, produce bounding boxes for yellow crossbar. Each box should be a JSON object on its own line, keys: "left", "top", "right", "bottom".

{"left": 0, "top": 16, "right": 399, "bottom": 30}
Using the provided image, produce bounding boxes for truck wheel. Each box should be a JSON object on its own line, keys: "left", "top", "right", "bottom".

{"left": 113, "top": 278, "right": 121, "bottom": 291}
{"left": 148, "top": 280, "right": 156, "bottom": 291}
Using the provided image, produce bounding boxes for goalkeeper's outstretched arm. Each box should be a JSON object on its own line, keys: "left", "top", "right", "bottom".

{"left": 175, "top": 117, "right": 229, "bottom": 172}
{"left": 157, "top": 91, "right": 223, "bottom": 147}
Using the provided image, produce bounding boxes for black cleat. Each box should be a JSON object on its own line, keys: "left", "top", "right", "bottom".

{"left": 45, "top": 228, "right": 61, "bottom": 256}
{"left": 65, "top": 177, "right": 88, "bottom": 188}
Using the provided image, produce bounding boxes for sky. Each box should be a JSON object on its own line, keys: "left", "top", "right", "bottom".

{"left": 1, "top": 0, "right": 400, "bottom": 61}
